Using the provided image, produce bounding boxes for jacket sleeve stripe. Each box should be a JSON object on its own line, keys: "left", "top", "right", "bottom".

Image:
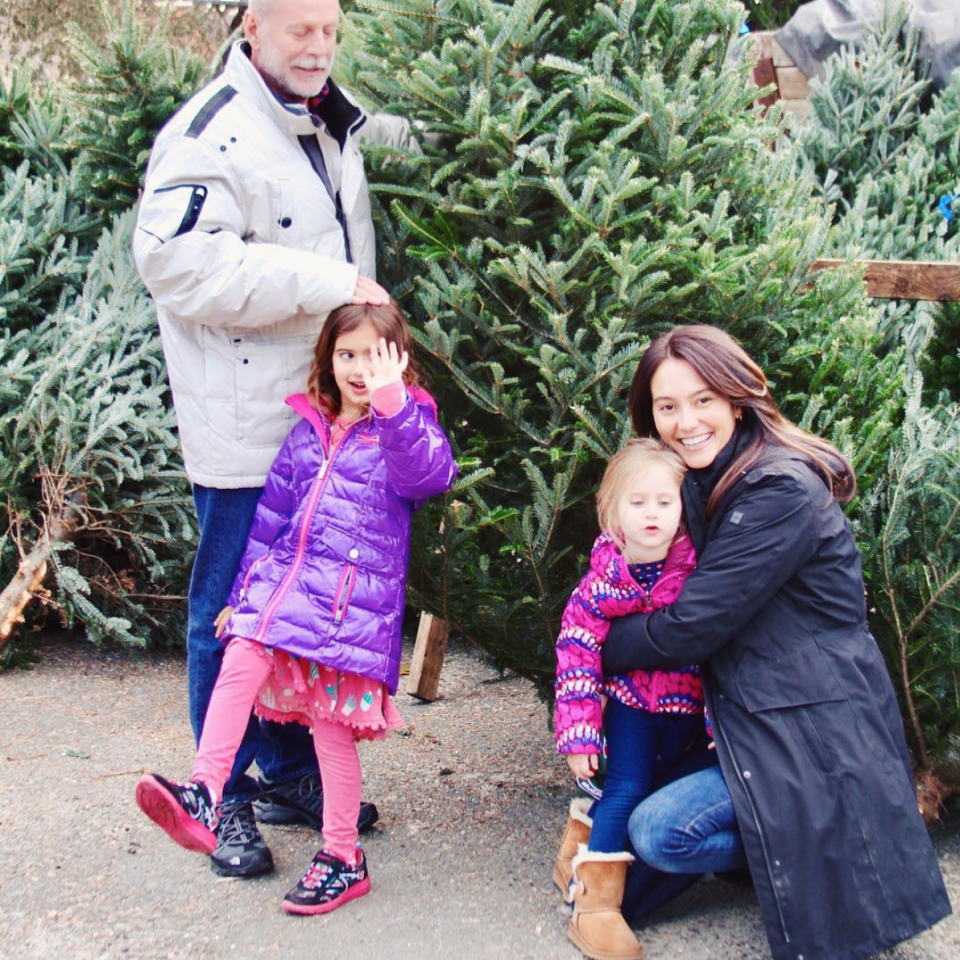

{"left": 186, "top": 85, "right": 238, "bottom": 140}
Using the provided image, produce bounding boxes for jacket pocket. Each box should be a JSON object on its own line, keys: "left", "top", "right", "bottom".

{"left": 232, "top": 337, "right": 293, "bottom": 449}
{"left": 239, "top": 555, "right": 266, "bottom": 602}
{"left": 332, "top": 562, "right": 357, "bottom": 624}
{"left": 735, "top": 640, "right": 848, "bottom": 713}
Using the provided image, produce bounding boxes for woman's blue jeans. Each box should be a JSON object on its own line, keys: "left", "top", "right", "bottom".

{"left": 589, "top": 700, "right": 704, "bottom": 853}
{"left": 622, "top": 752, "right": 749, "bottom": 921}
{"left": 188, "top": 485, "right": 317, "bottom": 804}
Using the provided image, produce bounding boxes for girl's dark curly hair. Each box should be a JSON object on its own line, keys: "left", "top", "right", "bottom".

{"left": 306, "top": 301, "right": 424, "bottom": 416}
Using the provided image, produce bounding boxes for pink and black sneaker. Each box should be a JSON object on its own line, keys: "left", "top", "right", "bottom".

{"left": 282, "top": 847, "right": 371, "bottom": 915}
{"left": 135, "top": 773, "right": 218, "bottom": 854}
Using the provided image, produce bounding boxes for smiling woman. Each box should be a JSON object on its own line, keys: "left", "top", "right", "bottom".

{"left": 602, "top": 324, "right": 951, "bottom": 960}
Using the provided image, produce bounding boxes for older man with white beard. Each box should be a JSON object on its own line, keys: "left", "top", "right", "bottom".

{"left": 133, "top": 0, "right": 409, "bottom": 878}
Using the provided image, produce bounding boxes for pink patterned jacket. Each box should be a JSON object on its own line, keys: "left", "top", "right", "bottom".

{"left": 554, "top": 532, "right": 704, "bottom": 754}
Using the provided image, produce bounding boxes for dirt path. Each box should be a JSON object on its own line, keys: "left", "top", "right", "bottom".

{"left": 1, "top": 638, "right": 957, "bottom": 959}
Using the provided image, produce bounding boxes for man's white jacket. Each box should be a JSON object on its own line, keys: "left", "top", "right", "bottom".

{"left": 134, "top": 42, "right": 411, "bottom": 488}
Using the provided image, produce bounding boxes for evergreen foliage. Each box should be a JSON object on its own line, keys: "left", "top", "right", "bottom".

{"left": 0, "top": 1, "right": 206, "bottom": 653}
{"left": 794, "top": 3, "right": 960, "bottom": 399}
{"left": 0, "top": 213, "right": 194, "bottom": 648}
{"left": 64, "top": 0, "right": 208, "bottom": 221}
{"left": 346, "top": 0, "right": 892, "bottom": 683}
{"left": 792, "top": 5, "right": 960, "bottom": 794}
{"left": 858, "top": 385, "right": 960, "bottom": 797}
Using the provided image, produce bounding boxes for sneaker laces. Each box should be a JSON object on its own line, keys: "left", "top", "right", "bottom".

{"left": 217, "top": 801, "right": 261, "bottom": 846}
{"left": 300, "top": 851, "right": 337, "bottom": 890}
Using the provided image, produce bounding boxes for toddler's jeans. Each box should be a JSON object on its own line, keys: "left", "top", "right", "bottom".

{"left": 587, "top": 699, "right": 704, "bottom": 854}
{"left": 191, "top": 637, "right": 361, "bottom": 865}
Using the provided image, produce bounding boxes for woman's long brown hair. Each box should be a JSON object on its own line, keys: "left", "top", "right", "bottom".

{"left": 629, "top": 325, "right": 855, "bottom": 514}
{"left": 307, "top": 301, "right": 424, "bottom": 416}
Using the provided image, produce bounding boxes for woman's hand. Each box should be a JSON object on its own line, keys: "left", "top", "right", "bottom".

{"left": 363, "top": 337, "right": 408, "bottom": 394}
{"left": 566, "top": 754, "right": 600, "bottom": 779}
{"left": 214, "top": 605, "right": 234, "bottom": 639}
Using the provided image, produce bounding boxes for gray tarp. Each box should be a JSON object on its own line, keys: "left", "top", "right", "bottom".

{"left": 775, "top": 0, "right": 960, "bottom": 89}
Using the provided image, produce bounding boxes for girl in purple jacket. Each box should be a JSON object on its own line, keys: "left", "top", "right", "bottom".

{"left": 136, "top": 302, "right": 457, "bottom": 916}
{"left": 553, "top": 440, "right": 706, "bottom": 960}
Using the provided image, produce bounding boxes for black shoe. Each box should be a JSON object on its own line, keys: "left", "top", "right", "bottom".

{"left": 135, "top": 774, "right": 218, "bottom": 854}
{"left": 281, "top": 847, "right": 371, "bottom": 915}
{"left": 254, "top": 772, "right": 380, "bottom": 833}
{"left": 210, "top": 799, "right": 275, "bottom": 878}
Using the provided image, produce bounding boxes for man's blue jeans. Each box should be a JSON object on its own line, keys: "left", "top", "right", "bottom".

{"left": 589, "top": 700, "right": 704, "bottom": 853}
{"left": 622, "top": 752, "right": 749, "bottom": 921}
{"left": 188, "top": 485, "right": 317, "bottom": 804}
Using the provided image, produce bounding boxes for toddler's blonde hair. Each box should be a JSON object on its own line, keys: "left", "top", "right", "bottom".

{"left": 596, "top": 439, "right": 687, "bottom": 550}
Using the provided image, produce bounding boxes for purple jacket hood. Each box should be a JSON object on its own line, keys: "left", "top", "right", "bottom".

{"left": 225, "top": 388, "right": 457, "bottom": 693}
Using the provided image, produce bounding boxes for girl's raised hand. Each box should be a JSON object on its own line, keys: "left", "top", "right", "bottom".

{"left": 363, "top": 337, "right": 408, "bottom": 394}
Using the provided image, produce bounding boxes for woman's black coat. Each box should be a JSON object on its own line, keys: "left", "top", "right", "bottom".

{"left": 603, "top": 427, "right": 951, "bottom": 960}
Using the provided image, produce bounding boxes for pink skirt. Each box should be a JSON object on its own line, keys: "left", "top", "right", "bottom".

{"left": 249, "top": 644, "right": 404, "bottom": 742}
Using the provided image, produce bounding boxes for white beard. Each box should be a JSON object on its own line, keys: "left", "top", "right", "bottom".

{"left": 257, "top": 45, "right": 334, "bottom": 99}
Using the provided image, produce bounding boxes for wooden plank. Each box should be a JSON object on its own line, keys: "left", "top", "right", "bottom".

{"left": 752, "top": 57, "right": 781, "bottom": 108}
{"left": 781, "top": 99, "right": 814, "bottom": 121}
{"left": 775, "top": 66, "right": 810, "bottom": 101}
{"left": 811, "top": 259, "right": 960, "bottom": 301}
{"left": 769, "top": 36, "right": 795, "bottom": 68}
{"left": 406, "top": 612, "right": 450, "bottom": 702}
{"left": 749, "top": 31, "right": 797, "bottom": 69}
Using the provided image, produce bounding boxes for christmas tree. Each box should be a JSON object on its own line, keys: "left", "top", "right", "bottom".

{"left": 0, "top": 0, "right": 207, "bottom": 654}
{"left": 343, "top": 0, "right": 898, "bottom": 680}
{"left": 793, "top": 3, "right": 960, "bottom": 810}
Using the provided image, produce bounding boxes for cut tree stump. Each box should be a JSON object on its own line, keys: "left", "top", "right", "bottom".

{"left": 406, "top": 613, "right": 450, "bottom": 702}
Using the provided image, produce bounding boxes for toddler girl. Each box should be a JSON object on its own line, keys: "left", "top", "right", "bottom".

{"left": 136, "top": 301, "right": 457, "bottom": 915}
{"left": 554, "top": 439, "right": 706, "bottom": 960}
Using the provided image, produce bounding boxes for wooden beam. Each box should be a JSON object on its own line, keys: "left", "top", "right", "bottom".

{"left": 406, "top": 613, "right": 450, "bottom": 702}
{"left": 751, "top": 57, "right": 781, "bottom": 108}
{"left": 775, "top": 66, "right": 810, "bottom": 101}
{"left": 811, "top": 259, "right": 960, "bottom": 302}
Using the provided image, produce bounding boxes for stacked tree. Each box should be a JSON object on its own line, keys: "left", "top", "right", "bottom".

{"left": 345, "top": 0, "right": 956, "bottom": 808}
{"left": 0, "top": 2, "right": 206, "bottom": 656}
{"left": 794, "top": 5, "right": 960, "bottom": 814}
{"left": 346, "top": 0, "right": 895, "bottom": 663}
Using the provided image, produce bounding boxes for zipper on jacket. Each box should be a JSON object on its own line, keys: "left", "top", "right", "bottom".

{"left": 239, "top": 554, "right": 266, "bottom": 603}
{"left": 709, "top": 685, "right": 791, "bottom": 944}
{"left": 253, "top": 420, "right": 362, "bottom": 643}
{"left": 333, "top": 562, "right": 357, "bottom": 624}
{"left": 152, "top": 183, "right": 209, "bottom": 238}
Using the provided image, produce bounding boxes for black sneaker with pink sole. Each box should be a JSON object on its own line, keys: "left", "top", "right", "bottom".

{"left": 135, "top": 774, "right": 218, "bottom": 854}
{"left": 282, "top": 847, "right": 371, "bottom": 915}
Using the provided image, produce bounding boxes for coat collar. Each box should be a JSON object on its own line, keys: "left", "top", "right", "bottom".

{"left": 681, "top": 419, "right": 757, "bottom": 553}
{"left": 222, "top": 41, "right": 365, "bottom": 144}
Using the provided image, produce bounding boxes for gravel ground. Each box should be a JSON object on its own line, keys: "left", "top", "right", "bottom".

{"left": 1, "top": 637, "right": 957, "bottom": 960}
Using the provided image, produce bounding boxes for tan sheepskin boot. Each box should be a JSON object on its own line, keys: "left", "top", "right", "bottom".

{"left": 568, "top": 844, "right": 644, "bottom": 960}
{"left": 553, "top": 798, "right": 594, "bottom": 902}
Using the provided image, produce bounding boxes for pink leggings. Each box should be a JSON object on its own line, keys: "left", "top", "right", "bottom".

{"left": 191, "top": 637, "right": 361, "bottom": 864}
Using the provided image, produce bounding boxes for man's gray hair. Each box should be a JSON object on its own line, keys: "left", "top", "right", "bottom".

{"left": 247, "top": 0, "right": 271, "bottom": 19}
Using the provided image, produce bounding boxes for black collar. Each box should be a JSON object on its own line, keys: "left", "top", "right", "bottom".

{"left": 680, "top": 418, "right": 757, "bottom": 552}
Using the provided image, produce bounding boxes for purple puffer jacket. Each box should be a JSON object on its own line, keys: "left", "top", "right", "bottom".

{"left": 225, "top": 388, "right": 457, "bottom": 694}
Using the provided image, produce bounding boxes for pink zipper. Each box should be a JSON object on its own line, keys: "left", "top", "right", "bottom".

{"left": 253, "top": 420, "right": 362, "bottom": 643}
{"left": 333, "top": 563, "right": 357, "bottom": 623}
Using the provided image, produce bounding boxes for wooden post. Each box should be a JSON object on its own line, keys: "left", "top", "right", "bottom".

{"left": 406, "top": 613, "right": 451, "bottom": 702}
{"left": 810, "top": 259, "right": 960, "bottom": 301}
{"left": 748, "top": 31, "right": 813, "bottom": 122}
